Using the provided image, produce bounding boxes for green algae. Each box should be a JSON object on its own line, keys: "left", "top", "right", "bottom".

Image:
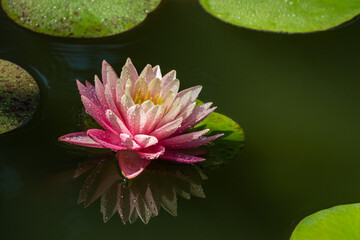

{"left": 0, "top": 59, "right": 40, "bottom": 134}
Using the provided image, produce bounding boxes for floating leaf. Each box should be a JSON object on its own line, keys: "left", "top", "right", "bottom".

{"left": 199, "top": 0, "right": 360, "bottom": 33}
{"left": 193, "top": 100, "right": 245, "bottom": 170}
{"left": 0, "top": 59, "right": 39, "bottom": 134}
{"left": 291, "top": 203, "right": 360, "bottom": 240}
{"left": 1, "top": 0, "right": 161, "bottom": 38}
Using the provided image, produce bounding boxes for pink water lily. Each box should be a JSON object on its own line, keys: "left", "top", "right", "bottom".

{"left": 59, "top": 59, "right": 223, "bottom": 179}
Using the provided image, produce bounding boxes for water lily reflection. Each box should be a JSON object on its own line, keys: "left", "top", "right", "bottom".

{"left": 75, "top": 153, "right": 207, "bottom": 224}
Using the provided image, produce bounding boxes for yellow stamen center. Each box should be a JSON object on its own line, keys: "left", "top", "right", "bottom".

{"left": 133, "top": 88, "right": 163, "bottom": 105}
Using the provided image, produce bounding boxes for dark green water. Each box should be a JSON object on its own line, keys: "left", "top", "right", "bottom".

{"left": 1, "top": 0, "right": 360, "bottom": 239}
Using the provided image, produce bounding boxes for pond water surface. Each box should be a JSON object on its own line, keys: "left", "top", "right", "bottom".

{"left": 1, "top": 0, "right": 360, "bottom": 239}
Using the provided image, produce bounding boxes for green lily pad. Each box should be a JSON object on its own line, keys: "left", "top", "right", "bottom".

{"left": 1, "top": 0, "right": 161, "bottom": 38}
{"left": 199, "top": 0, "right": 360, "bottom": 33}
{"left": 0, "top": 59, "right": 40, "bottom": 134}
{"left": 291, "top": 203, "right": 360, "bottom": 240}
{"left": 191, "top": 100, "right": 245, "bottom": 170}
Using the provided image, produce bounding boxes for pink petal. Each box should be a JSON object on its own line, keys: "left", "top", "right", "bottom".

{"left": 137, "top": 145, "right": 165, "bottom": 160}
{"left": 104, "top": 84, "right": 121, "bottom": 117}
{"left": 160, "top": 150, "right": 205, "bottom": 163}
{"left": 119, "top": 94, "right": 135, "bottom": 121}
{"left": 81, "top": 96, "right": 118, "bottom": 135}
{"left": 164, "top": 133, "right": 224, "bottom": 150}
{"left": 120, "top": 58, "right": 139, "bottom": 86}
{"left": 141, "top": 100, "right": 155, "bottom": 113}
{"left": 58, "top": 132, "right": 103, "bottom": 148}
{"left": 177, "top": 85, "right": 202, "bottom": 102}
{"left": 161, "top": 70, "right": 176, "bottom": 88}
{"left": 139, "top": 64, "right": 155, "bottom": 83}
{"left": 94, "top": 75, "right": 109, "bottom": 110}
{"left": 87, "top": 129, "right": 126, "bottom": 151}
{"left": 120, "top": 133, "right": 141, "bottom": 150}
{"left": 127, "top": 105, "right": 145, "bottom": 134}
{"left": 147, "top": 78, "right": 161, "bottom": 99}
{"left": 161, "top": 79, "right": 180, "bottom": 97}
{"left": 160, "top": 129, "right": 209, "bottom": 146}
{"left": 150, "top": 117, "right": 183, "bottom": 140}
{"left": 143, "top": 105, "right": 163, "bottom": 134}
{"left": 76, "top": 80, "right": 101, "bottom": 108}
{"left": 85, "top": 81, "right": 92, "bottom": 88}
{"left": 105, "top": 109, "right": 132, "bottom": 136}
{"left": 102, "top": 60, "right": 118, "bottom": 87}
{"left": 156, "top": 97, "right": 181, "bottom": 128}
{"left": 176, "top": 102, "right": 196, "bottom": 123}
{"left": 161, "top": 91, "right": 175, "bottom": 111}
{"left": 134, "top": 134, "right": 158, "bottom": 148}
{"left": 177, "top": 90, "right": 192, "bottom": 111}
{"left": 152, "top": 65, "right": 162, "bottom": 79}
{"left": 184, "top": 107, "right": 217, "bottom": 131}
{"left": 102, "top": 61, "right": 118, "bottom": 113}
{"left": 115, "top": 78, "right": 126, "bottom": 104}
{"left": 117, "top": 150, "right": 151, "bottom": 179}
{"left": 175, "top": 103, "right": 216, "bottom": 134}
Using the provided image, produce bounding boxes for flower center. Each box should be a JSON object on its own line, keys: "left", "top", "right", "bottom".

{"left": 133, "top": 88, "right": 163, "bottom": 105}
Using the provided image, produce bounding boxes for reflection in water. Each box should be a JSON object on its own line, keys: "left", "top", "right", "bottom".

{"left": 75, "top": 153, "right": 207, "bottom": 224}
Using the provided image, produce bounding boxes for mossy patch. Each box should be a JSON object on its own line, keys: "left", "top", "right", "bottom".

{"left": 0, "top": 59, "right": 40, "bottom": 134}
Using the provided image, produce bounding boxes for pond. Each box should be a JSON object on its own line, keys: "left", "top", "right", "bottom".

{"left": 1, "top": 0, "right": 360, "bottom": 239}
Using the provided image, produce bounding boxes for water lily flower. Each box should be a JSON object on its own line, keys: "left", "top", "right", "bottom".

{"left": 59, "top": 59, "right": 223, "bottom": 179}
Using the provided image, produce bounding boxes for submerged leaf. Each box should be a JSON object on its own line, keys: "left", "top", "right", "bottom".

{"left": 0, "top": 59, "right": 39, "bottom": 134}
{"left": 291, "top": 203, "right": 360, "bottom": 240}
{"left": 1, "top": 0, "right": 161, "bottom": 38}
{"left": 199, "top": 0, "right": 360, "bottom": 33}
